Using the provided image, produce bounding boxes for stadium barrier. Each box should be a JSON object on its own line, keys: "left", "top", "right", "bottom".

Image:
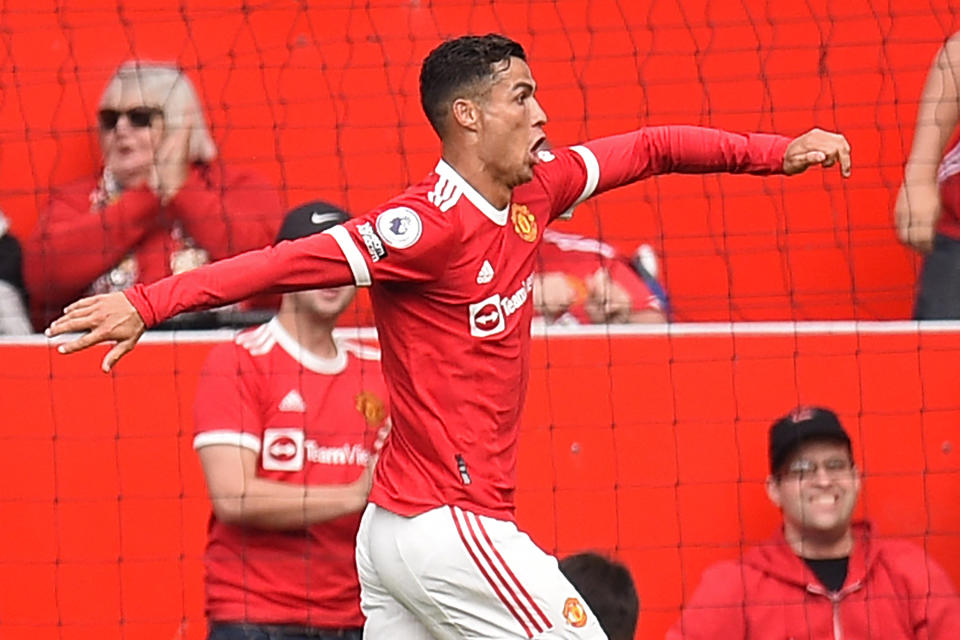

{"left": 2, "top": 323, "right": 958, "bottom": 640}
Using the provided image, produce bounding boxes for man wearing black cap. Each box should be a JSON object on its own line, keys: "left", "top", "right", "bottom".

{"left": 667, "top": 406, "right": 960, "bottom": 640}
{"left": 192, "top": 202, "right": 390, "bottom": 640}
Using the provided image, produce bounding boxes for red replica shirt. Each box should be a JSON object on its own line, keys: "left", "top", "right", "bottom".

{"left": 937, "top": 140, "right": 960, "bottom": 239}
{"left": 194, "top": 319, "right": 388, "bottom": 626}
{"left": 536, "top": 228, "right": 663, "bottom": 324}
{"left": 128, "top": 126, "right": 790, "bottom": 521}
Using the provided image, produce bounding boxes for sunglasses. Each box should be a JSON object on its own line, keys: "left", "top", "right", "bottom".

{"left": 97, "top": 107, "right": 163, "bottom": 130}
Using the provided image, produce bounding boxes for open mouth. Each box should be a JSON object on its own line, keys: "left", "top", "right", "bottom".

{"left": 529, "top": 136, "right": 547, "bottom": 162}
{"left": 808, "top": 494, "right": 839, "bottom": 507}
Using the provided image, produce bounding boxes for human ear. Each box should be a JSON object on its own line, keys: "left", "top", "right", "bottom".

{"left": 451, "top": 97, "right": 480, "bottom": 132}
{"left": 765, "top": 475, "right": 782, "bottom": 508}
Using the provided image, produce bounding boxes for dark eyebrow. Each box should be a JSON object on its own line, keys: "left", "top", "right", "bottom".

{"left": 512, "top": 81, "right": 536, "bottom": 94}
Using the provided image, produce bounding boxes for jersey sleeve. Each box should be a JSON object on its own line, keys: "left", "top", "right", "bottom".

{"left": 193, "top": 342, "right": 264, "bottom": 453}
{"left": 538, "top": 126, "right": 791, "bottom": 220}
{"left": 322, "top": 201, "right": 458, "bottom": 286}
{"left": 125, "top": 232, "right": 355, "bottom": 327}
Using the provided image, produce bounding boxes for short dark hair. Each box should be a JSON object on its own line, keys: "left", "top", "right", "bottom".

{"left": 419, "top": 33, "right": 526, "bottom": 136}
{"left": 559, "top": 552, "right": 639, "bottom": 640}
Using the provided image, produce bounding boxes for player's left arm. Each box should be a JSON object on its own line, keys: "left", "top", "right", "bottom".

{"left": 539, "top": 125, "right": 850, "bottom": 219}
{"left": 584, "top": 125, "right": 851, "bottom": 189}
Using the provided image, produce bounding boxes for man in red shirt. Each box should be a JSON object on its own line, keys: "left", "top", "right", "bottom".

{"left": 194, "top": 202, "right": 389, "bottom": 640}
{"left": 667, "top": 407, "right": 960, "bottom": 639}
{"left": 534, "top": 228, "right": 667, "bottom": 324}
{"left": 49, "top": 34, "right": 851, "bottom": 639}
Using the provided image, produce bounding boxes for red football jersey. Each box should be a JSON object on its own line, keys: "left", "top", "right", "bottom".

{"left": 193, "top": 319, "right": 389, "bottom": 626}
{"left": 937, "top": 139, "right": 960, "bottom": 239}
{"left": 127, "top": 126, "right": 790, "bottom": 522}
{"left": 536, "top": 228, "right": 663, "bottom": 324}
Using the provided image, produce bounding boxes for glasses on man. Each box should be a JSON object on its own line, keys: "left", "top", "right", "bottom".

{"left": 97, "top": 107, "right": 163, "bottom": 130}
{"left": 779, "top": 457, "right": 854, "bottom": 481}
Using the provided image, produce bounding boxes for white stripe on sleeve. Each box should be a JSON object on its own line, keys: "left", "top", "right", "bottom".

{"left": 324, "top": 225, "right": 372, "bottom": 286}
{"left": 558, "top": 145, "right": 600, "bottom": 219}
{"left": 194, "top": 430, "right": 262, "bottom": 453}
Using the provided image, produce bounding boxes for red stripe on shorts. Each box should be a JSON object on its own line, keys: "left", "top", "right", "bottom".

{"left": 462, "top": 510, "right": 546, "bottom": 635}
{"left": 450, "top": 507, "right": 534, "bottom": 638}
{"left": 473, "top": 512, "right": 553, "bottom": 631}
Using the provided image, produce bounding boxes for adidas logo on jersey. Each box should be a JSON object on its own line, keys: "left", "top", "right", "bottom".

{"left": 476, "top": 260, "right": 495, "bottom": 284}
{"left": 278, "top": 390, "right": 307, "bottom": 413}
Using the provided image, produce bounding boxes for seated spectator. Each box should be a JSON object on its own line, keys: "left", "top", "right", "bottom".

{"left": 896, "top": 32, "right": 960, "bottom": 318}
{"left": 560, "top": 552, "right": 639, "bottom": 640}
{"left": 0, "top": 210, "right": 31, "bottom": 334}
{"left": 534, "top": 228, "right": 667, "bottom": 325}
{"left": 667, "top": 407, "right": 960, "bottom": 639}
{"left": 24, "top": 61, "right": 284, "bottom": 329}
{"left": 193, "top": 202, "right": 390, "bottom": 640}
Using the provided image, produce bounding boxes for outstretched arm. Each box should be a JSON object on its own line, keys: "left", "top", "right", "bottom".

{"left": 544, "top": 125, "right": 851, "bottom": 219}
{"left": 896, "top": 34, "right": 960, "bottom": 253}
{"left": 46, "top": 232, "right": 354, "bottom": 371}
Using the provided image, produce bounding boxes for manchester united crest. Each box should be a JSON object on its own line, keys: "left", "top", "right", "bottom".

{"left": 563, "top": 597, "right": 587, "bottom": 628}
{"left": 511, "top": 203, "right": 537, "bottom": 242}
{"left": 355, "top": 390, "right": 387, "bottom": 427}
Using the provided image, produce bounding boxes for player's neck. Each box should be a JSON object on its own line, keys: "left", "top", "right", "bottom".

{"left": 275, "top": 309, "right": 339, "bottom": 359}
{"left": 441, "top": 146, "right": 512, "bottom": 210}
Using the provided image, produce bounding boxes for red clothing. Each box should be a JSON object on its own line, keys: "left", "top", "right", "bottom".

{"left": 667, "top": 522, "right": 960, "bottom": 640}
{"left": 536, "top": 228, "right": 663, "bottom": 324}
{"left": 194, "top": 319, "right": 389, "bottom": 626}
{"left": 126, "top": 126, "right": 789, "bottom": 520}
{"left": 23, "top": 163, "right": 284, "bottom": 328}
{"left": 938, "top": 140, "right": 960, "bottom": 239}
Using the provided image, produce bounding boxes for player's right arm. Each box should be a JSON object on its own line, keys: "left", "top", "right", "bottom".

{"left": 47, "top": 200, "right": 456, "bottom": 371}
{"left": 45, "top": 233, "right": 355, "bottom": 370}
{"left": 896, "top": 33, "right": 960, "bottom": 253}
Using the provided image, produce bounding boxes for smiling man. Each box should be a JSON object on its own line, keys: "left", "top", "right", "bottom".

{"left": 50, "top": 34, "right": 853, "bottom": 639}
{"left": 667, "top": 407, "right": 960, "bottom": 640}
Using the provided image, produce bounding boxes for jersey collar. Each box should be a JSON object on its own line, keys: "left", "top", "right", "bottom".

{"left": 267, "top": 318, "right": 348, "bottom": 375}
{"left": 435, "top": 159, "right": 509, "bottom": 226}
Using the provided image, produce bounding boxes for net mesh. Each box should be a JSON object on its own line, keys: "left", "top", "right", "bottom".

{"left": 1, "top": 1, "right": 959, "bottom": 640}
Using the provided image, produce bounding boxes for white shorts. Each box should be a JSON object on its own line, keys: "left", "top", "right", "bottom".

{"left": 355, "top": 503, "right": 608, "bottom": 640}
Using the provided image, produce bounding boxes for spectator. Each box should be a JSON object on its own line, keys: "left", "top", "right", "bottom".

{"left": 534, "top": 228, "right": 667, "bottom": 324}
{"left": 560, "top": 552, "right": 639, "bottom": 640}
{"left": 193, "top": 202, "right": 389, "bottom": 640}
{"left": 895, "top": 33, "right": 960, "bottom": 318}
{"left": 0, "top": 210, "right": 32, "bottom": 334}
{"left": 23, "top": 61, "right": 284, "bottom": 329}
{"left": 667, "top": 406, "right": 960, "bottom": 640}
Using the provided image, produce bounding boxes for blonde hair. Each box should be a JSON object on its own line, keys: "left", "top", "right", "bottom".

{"left": 99, "top": 61, "right": 217, "bottom": 163}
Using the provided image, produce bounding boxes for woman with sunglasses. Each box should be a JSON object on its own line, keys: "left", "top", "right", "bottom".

{"left": 23, "top": 61, "right": 284, "bottom": 329}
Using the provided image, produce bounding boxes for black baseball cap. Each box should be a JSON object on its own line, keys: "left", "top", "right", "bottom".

{"left": 769, "top": 406, "right": 852, "bottom": 473}
{"left": 276, "top": 200, "right": 351, "bottom": 243}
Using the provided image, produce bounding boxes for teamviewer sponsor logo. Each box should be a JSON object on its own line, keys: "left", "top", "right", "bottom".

{"left": 468, "top": 275, "right": 533, "bottom": 338}
{"left": 262, "top": 428, "right": 305, "bottom": 471}
{"left": 469, "top": 294, "right": 505, "bottom": 337}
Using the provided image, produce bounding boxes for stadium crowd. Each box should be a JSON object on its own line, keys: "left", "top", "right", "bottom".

{"left": 2, "top": 22, "right": 958, "bottom": 640}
